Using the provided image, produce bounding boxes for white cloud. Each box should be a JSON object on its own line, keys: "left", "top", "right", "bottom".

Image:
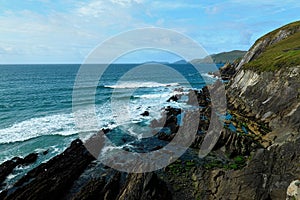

{"left": 110, "top": 0, "right": 144, "bottom": 7}
{"left": 205, "top": 6, "right": 221, "bottom": 15}
{"left": 151, "top": 1, "right": 203, "bottom": 10}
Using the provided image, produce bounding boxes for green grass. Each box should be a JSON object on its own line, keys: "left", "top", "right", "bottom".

{"left": 244, "top": 21, "right": 300, "bottom": 72}
{"left": 192, "top": 50, "right": 247, "bottom": 64}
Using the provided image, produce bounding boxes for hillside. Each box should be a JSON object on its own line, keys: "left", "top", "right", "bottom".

{"left": 191, "top": 50, "right": 246, "bottom": 64}
{"left": 238, "top": 21, "right": 300, "bottom": 71}
{"left": 192, "top": 20, "right": 300, "bottom": 199}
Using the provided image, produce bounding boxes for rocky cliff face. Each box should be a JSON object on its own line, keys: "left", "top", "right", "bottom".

{"left": 228, "top": 21, "right": 300, "bottom": 143}
{"left": 229, "top": 66, "right": 300, "bottom": 134}
{"left": 216, "top": 21, "right": 300, "bottom": 199}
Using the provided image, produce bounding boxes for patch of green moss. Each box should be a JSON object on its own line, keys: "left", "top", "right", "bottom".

{"left": 166, "top": 160, "right": 196, "bottom": 175}
{"left": 234, "top": 156, "right": 245, "bottom": 165}
{"left": 205, "top": 155, "right": 248, "bottom": 170}
{"left": 204, "top": 159, "right": 223, "bottom": 169}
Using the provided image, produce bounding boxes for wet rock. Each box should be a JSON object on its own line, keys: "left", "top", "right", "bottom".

{"left": 22, "top": 153, "right": 38, "bottom": 165}
{"left": 167, "top": 95, "right": 179, "bottom": 102}
{"left": 42, "top": 150, "right": 49, "bottom": 155}
{"left": 102, "top": 128, "right": 111, "bottom": 134}
{"left": 0, "top": 153, "right": 39, "bottom": 185}
{"left": 0, "top": 139, "right": 95, "bottom": 200}
{"left": 141, "top": 111, "right": 150, "bottom": 116}
{"left": 0, "top": 158, "right": 21, "bottom": 184}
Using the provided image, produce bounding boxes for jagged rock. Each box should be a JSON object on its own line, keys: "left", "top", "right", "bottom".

{"left": 22, "top": 153, "right": 38, "bottom": 165}
{"left": 71, "top": 177, "right": 106, "bottom": 200}
{"left": 0, "top": 139, "right": 95, "bottom": 200}
{"left": 193, "top": 138, "right": 300, "bottom": 199}
{"left": 101, "top": 128, "right": 111, "bottom": 134}
{"left": 0, "top": 153, "right": 39, "bottom": 185}
{"left": 117, "top": 173, "right": 172, "bottom": 200}
{"left": 0, "top": 157, "right": 22, "bottom": 184}
{"left": 287, "top": 180, "right": 300, "bottom": 200}
{"left": 167, "top": 95, "right": 179, "bottom": 102}
{"left": 213, "top": 129, "right": 260, "bottom": 157}
{"left": 141, "top": 111, "right": 150, "bottom": 116}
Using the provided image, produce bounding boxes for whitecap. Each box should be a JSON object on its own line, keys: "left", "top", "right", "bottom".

{"left": 105, "top": 81, "right": 179, "bottom": 89}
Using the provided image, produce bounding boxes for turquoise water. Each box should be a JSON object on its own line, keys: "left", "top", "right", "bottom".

{"left": 0, "top": 63, "right": 219, "bottom": 164}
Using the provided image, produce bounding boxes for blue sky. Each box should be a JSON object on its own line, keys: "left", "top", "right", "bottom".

{"left": 0, "top": 0, "right": 299, "bottom": 63}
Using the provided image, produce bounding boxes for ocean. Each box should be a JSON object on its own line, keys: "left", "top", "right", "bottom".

{"left": 0, "top": 63, "right": 219, "bottom": 175}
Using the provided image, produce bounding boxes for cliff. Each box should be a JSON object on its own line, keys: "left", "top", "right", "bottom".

{"left": 228, "top": 21, "right": 300, "bottom": 142}
{"left": 208, "top": 20, "right": 300, "bottom": 199}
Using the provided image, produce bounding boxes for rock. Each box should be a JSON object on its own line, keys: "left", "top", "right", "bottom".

{"left": 141, "top": 111, "right": 150, "bottom": 116}
{"left": 151, "top": 146, "right": 163, "bottom": 151}
{"left": 42, "top": 150, "right": 49, "bottom": 155}
{"left": 22, "top": 153, "right": 38, "bottom": 165}
{"left": 0, "top": 158, "right": 21, "bottom": 184}
{"left": 101, "top": 128, "right": 111, "bottom": 134}
{"left": 0, "top": 139, "right": 95, "bottom": 200}
{"left": 71, "top": 177, "right": 106, "bottom": 200}
{"left": 213, "top": 129, "right": 260, "bottom": 157}
{"left": 117, "top": 173, "right": 172, "bottom": 200}
{"left": 0, "top": 153, "right": 39, "bottom": 185}
{"left": 287, "top": 180, "right": 300, "bottom": 200}
{"left": 193, "top": 137, "right": 300, "bottom": 199}
{"left": 167, "top": 95, "right": 179, "bottom": 102}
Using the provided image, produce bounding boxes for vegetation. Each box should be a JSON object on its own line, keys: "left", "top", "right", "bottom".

{"left": 191, "top": 50, "right": 247, "bottom": 64}
{"left": 204, "top": 155, "right": 247, "bottom": 170}
{"left": 244, "top": 21, "right": 300, "bottom": 71}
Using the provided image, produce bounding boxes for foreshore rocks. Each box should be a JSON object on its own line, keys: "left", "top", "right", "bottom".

{"left": 192, "top": 137, "right": 300, "bottom": 199}
{"left": 0, "top": 153, "right": 38, "bottom": 185}
{"left": 0, "top": 139, "right": 172, "bottom": 200}
{"left": 0, "top": 139, "right": 95, "bottom": 200}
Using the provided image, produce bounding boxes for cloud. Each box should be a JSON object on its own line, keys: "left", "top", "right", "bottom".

{"left": 110, "top": 0, "right": 144, "bottom": 6}
{"left": 205, "top": 5, "right": 221, "bottom": 15}
{"left": 0, "top": 0, "right": 300, "bottom": 63}
{"left": 151, "top": 1, "right": 203, "bottom": 10}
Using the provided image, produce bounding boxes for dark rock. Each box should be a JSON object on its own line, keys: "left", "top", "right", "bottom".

{"left": 194, "top": 137, "right": 300, "bottom": 199}
{"left": 167, "top": 95, "right": 179, "bottom": 102}
{"left": 0, "top": 139, "right": 95, "bottom": 200}
{"left": 151, "top": 146, "right": 163, "bottom": 151}
{"left": 0, "top": 153, "right": 38, "bottom": 185}
{"left": 0, "top": 159, "right": 20, "bottom": 184}
{"left": 213, "top": 129, "right": 260, "bottom": 157}
{"left": 102, "top": 128, "right": 110, "bottom": 134}
{"left": 117, "top": 173, "right": 172, "bottom": 200}
{"left": 141, "top": 111, "right": 150, "bottom": 116}
{"left": 22, "top": 153, "right": 38, "bottom": 165}
{"left": 71, "top": 177, "right": 106, "bottom": 200}
{"left": 42, "top": 150, "right": 49, "bottom": 155}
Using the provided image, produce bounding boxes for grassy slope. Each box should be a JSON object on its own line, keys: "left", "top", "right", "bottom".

{"left": 244, "top": 21, "right": 300, "bottom": 71}
{"left": 192, "top": 50, "right": 246, "bottom": 64}
{"left": 211, "top": 50, "right": 246, "bottom": 63}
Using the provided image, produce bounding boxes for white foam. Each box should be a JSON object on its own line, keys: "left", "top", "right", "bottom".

{"left": 202, "top": 72, "right": 218, "bottom": 80}
{"left": 105, "top": 81, "right": 179, "bottom": 89}
{"left": 0, "top": 113, "right": 77, "bottom": 144}
{"left": 137, "top": 93, "right": 171, "bottom": 99}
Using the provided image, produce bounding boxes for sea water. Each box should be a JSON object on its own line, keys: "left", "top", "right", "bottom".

{"left": 0, "top": 63, "right": 219, "bottom": 166}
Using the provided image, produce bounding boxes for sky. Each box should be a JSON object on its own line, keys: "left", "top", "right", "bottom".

{"left": 0, "top": 0, "right": 299, "bottom": 64}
